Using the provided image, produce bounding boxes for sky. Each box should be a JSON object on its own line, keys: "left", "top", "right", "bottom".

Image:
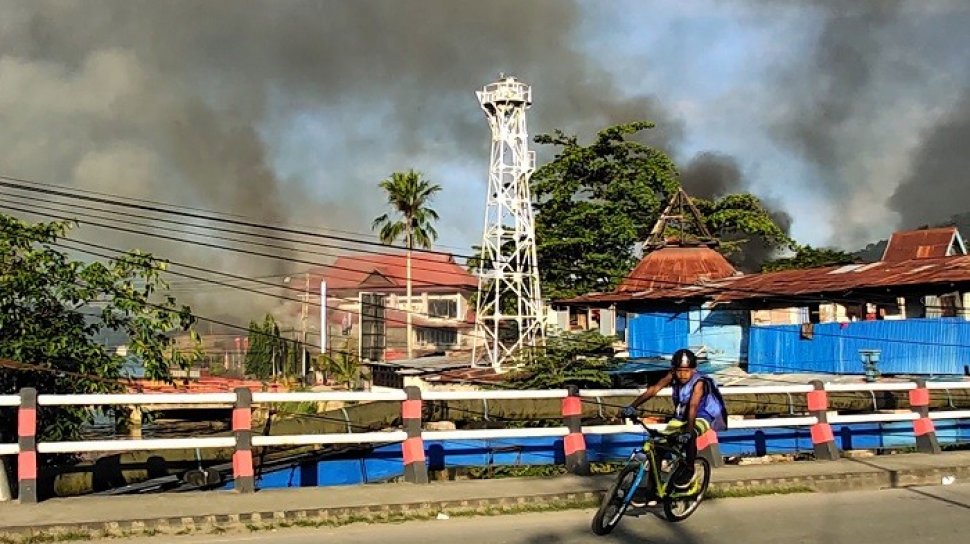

{"left": 0, "top": 0, "right": 968, "bottom": 319}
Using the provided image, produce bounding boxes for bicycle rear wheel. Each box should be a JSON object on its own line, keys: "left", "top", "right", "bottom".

{"left": 591, "top": 462, "right": 639, "bottom": 535}
{"left": 662, "top": 457, "right": 711, "bottom": 522}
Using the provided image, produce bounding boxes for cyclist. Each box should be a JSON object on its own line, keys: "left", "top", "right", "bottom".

{"left": 622, "top": 348, "right": 727, "bottom": 490}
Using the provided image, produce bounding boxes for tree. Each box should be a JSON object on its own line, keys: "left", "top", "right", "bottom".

{"left": 692, "top": 193, "right": 791, "bottom": 260}
{"left": 531, "top": 122, "right": 790, "bottom": 299}
{"left": 372, "top": 169, "right": 442, "bottom": 359}
{"left": 761, "top": 244, "right": 858, "bottom": 272}
{"left": 318, "top": 340, "right": 361, "bottom": 389}
{"left": 244, "top": 314, "right": 287, "bottom": 380}
{"left": 504, "top": 331, "right": 616, "bottom": 389}
{"left": 0, "top": 214, "right": 201, "bottom": 465}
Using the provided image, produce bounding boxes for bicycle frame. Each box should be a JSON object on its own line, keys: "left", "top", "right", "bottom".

{"left": 620, "top": 432, "right": 703, "bottom": 507}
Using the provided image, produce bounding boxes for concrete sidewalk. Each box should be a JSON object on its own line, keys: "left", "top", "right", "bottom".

{"left": 2, "top": 451, "right": 969, "bottom": 539}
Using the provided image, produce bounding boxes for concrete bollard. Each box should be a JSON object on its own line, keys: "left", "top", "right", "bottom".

{"left": 697, "top": 427, "right": 724, "bottom": 468}
{"left": 909, "top": 379, "right": 941, "bottom": 454}
{"left": 232, "top": 388, "right": 255, "bottom": 493}
{"left": 562, "top": 386, "right": 590, "bottom": 475}
{"left": 401, "top": 386, "right": 429, "bottom": 484}
{"left": 17, "top": 387, "right": 38, "bottom": 503}
{"left": 807, "top": 380, "right": 839, "bottom": 461}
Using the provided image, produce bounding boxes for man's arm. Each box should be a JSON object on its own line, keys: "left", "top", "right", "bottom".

{"left": 685, "top": 380, "right": 706, "bottom": 433}
{"left": 629, "top": 372, "right": 673, "bottom": 410}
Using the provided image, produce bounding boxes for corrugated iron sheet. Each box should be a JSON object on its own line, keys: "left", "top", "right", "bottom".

{"left": 562, "top": 254, "right": 970, "bottom": 305}
{"left": 617, "top": 247, "right": 736, "bottom": 293}
{"left": 627, "top": 311, "right": 689, "bottom": 358}
{"left": 882, "top": 227, "right": 960, "bottom": 262}
{"left": 748, "top": 318, "right": 970, "bottom": 375}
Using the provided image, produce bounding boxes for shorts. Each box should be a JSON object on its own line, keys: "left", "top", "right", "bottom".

{"left": 662, "top": 418, "right": 711, "bottom": 436}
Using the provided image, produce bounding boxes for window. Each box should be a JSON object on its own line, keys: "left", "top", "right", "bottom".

{"left": 428, "top": 298, "right": 458, "bottom": 319}
{"left": 417, "top": 327, "right": 458, "bottom": 347}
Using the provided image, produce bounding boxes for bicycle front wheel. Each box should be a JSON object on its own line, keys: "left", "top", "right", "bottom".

{"left": 662, "top": 457, "right": 711, "bottom": 522}
{"left": 591, "top": 462, "right": 640, "bottom": 536}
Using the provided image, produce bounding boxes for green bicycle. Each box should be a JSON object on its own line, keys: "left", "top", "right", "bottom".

{"left": 591, "top": 417, "right": 711, "bottom": 535}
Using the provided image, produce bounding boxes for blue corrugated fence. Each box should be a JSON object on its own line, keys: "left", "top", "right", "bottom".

{"left": 748, "top": 318, "right": 970, "bottom": 375}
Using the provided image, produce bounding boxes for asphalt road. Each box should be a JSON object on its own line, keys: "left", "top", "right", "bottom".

{"left": 116, "top": 483, "right": 970, "bottom": 544}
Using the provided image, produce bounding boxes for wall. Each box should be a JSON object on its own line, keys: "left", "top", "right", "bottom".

{"left": 688, "top": 308, "right": 747, "bottom": 364}
{"left": 627, "top": 311, "right": 689, "bottom": 358}
{"left": 627, "top": 308, "right": 745, "bottom": 363}
{"left": 748, "top": 317, "right": 970, "bottom": 375}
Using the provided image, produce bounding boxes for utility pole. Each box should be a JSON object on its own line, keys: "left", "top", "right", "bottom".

{"left": 301, "top": 272, "right": 309, "bottom": 379}
{"left": 406, "top": 225, "right": 414, "bottom": 360}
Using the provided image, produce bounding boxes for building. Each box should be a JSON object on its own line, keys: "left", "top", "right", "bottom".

{"left": 558, "top": 226, "right": 970, "bottom": 376}
{"left": 310, "top": 252, "right": 479, "bottom": 361}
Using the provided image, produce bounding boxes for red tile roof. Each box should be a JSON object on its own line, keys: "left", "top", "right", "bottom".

{"left": 563, "top": 255, "right": 970, "bottom": 305}
{"left": 313, "top": 253, "right": 477, "bottom": 292}
{"left": 617, "top": 247, "right": 737, "bottom": 293}
{"left": 882, "top": 227, "right": 965, "bottom": 262}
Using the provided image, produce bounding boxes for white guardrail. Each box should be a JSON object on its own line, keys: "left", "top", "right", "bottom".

{"left": 1, "top": 381, "right": 969, "bottom": 455}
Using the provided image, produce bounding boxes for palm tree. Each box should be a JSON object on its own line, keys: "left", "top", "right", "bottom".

{"left": 372, "top": 170, "right": 442, "bottom": 359}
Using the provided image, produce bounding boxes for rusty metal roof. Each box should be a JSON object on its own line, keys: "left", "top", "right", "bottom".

{"left": 616, "top": 247, "right": 737, "bottom": 293}
{"left": 562, "top": 255, "right": 970, "bottom": 306}
{"left": 882, "top": 227, "right": 965, "bottom": 262}
{"left": 310, "top": 252, "right": 477, "bottom": 292}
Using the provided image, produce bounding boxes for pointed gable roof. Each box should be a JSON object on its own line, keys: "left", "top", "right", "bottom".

{"left": 882, "top": 227, "right": 967, "bottom": 262}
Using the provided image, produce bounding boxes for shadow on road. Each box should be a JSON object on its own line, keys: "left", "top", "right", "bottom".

{"left": 906, "top": 487, "right": 970, "bottom": 511}
{"left": 514, "top": 509, "right": 704, "bottom": 544}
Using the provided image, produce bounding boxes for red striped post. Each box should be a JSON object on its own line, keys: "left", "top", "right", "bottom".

{"left": 17, "top": 388, "right": 38, "bottom": 503}
{"left": 807, "top": 380, "right": 839, "bottom": 461}
{"left": 696, "top": 427, "right": 724, "bottom": 468}
{"left": 401, "top": 386, "right": 428, "bottom": 484}
{"left": 232, "top": 388, "right": 255, "bottom": 493}
{"left": 562, "top": 386, "right": 589, "bottom": 475}
{"left": 909, "top": 379, "right": 941, "bottom": 454}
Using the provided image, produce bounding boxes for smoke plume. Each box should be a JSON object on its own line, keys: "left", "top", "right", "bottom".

{"left": 767, "top": 0, "right": 970, "bottom": 246}
{"left": 0, "top": 0, "right": 680, "bottom": 323}
{"left": 889, "top": 90, "right": 970, "bottom": 229}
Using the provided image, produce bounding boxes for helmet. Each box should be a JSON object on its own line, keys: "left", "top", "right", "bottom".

{"left": 671, "top": 349, "right": 697, "bottom": 369}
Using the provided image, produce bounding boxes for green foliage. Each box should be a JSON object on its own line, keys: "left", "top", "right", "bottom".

{"left": 318, "top": 340, "right": 361, "bottom": 389}
{"left": 504, "top": 330, "right": 616, "bottom": 389}
{"left": 531, "top": 122, "right": 678, "bottom": 300}
{"left": 692, "top": 193, "right": 791, "bottom": 258}
{"left": 761, "top": 244, "right": 857, "bottom": 272}
{"left": 371, "top": 169, "right": 442, "bottom": 250}
{"left": 531, "top": 122, "right": 792, "bottom": 298}
{"left": 0, "top": 214, "right": 200, "bottom": 458}
{"left": 243, "top": 314, "right": 288, "bottom": 380}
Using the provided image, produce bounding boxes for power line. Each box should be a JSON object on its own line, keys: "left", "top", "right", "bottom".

{"left": 20, "top": 206, "right": 970, "bottom": 354}
{"left": 0, "top": 184, "right": 928, "bottom": 310}
{"left": 0, "top": 201, "right": 479, "bottom": 289}
{"left": 0, "top": 189, "right": 480, "bottom": 273}
{"left": 0, "top": 175, "right": 474, "bottom": 260}
{"left": 8, "top": 188, "right": 970, "bottom": 357}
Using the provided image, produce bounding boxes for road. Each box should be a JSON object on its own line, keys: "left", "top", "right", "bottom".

{"left": 117, "top": 483, "right": 970, "bottom": 544}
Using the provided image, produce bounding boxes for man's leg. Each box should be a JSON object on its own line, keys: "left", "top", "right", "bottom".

{"left": 675, "top": 419, "right": 709, "bottom": 487}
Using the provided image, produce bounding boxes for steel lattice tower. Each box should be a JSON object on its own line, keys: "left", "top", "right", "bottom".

{"left": 472, "top": 75, "right": 545, "bottom": 371}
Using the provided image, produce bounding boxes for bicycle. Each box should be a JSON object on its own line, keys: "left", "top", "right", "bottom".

{"left": 591, "top": 417, "right": 712, "bottom": 535}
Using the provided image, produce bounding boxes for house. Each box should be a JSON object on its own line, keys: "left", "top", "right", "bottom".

{"left": 557, "top": 226, "right": 970, "bottom": 376}
{"left": 309, "top": 252, "right": 479, "bottom": 361}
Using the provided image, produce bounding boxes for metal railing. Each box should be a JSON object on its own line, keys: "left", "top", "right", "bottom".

{"left": 2, "top": 380, "right": 969, "bottom": 502}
